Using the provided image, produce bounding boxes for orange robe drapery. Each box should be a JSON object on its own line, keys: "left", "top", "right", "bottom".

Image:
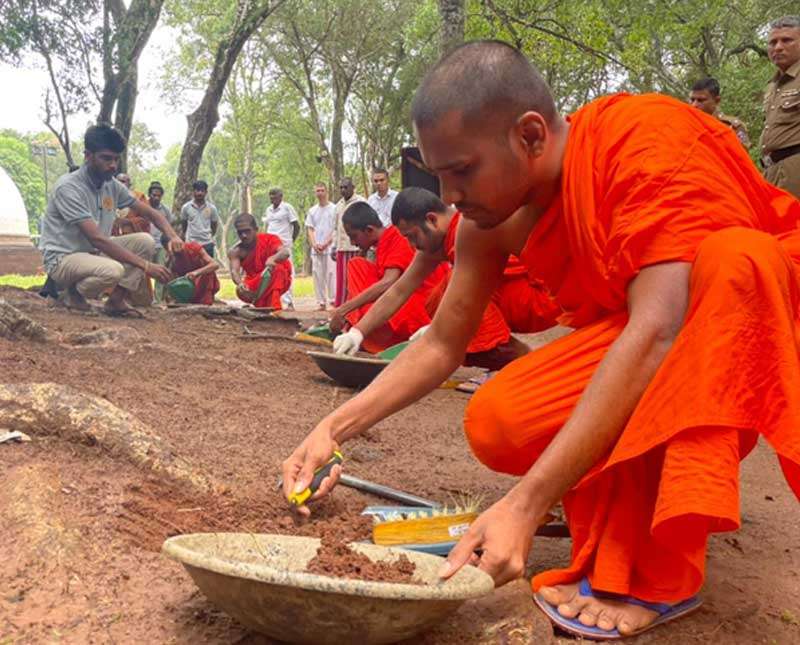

{"left": 171, "top": 242, "right": 220, "bottom": 305}
{"left": 464, "top": 93, "right": 800, "bottom": 604}
{"left": 426, "top": 212, "right": 560, "bottom": 354}
{"left": 346, "top": 226, "right": 447, "bottom": 353}
{"left": 239, "top": 233, "right": 292, "bottom": 309}
{"left": 111, "top": 191, "right": 150, "bottom": 235}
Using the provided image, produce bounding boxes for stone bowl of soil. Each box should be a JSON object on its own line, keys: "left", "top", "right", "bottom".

{"left": 307, "top": 350, "right": 389, "bottom": 389}
{"left": 163, "top": 532, "right": 494, "bottom": 644}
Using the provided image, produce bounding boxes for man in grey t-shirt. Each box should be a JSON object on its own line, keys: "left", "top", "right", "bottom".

{"left": 39, "top": 124, "right": 182, "bottom": 315}
{"left": 180, "top": 180, "right": 219, "bottom": 257}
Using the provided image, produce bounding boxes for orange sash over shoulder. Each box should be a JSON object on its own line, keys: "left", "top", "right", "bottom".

{"left": 557, "top": 94, "right": 800, "bottom": 478}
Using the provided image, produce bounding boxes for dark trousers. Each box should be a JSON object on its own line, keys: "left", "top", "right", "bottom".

{"left": 202, "top": 243, "right": 215, "bottom": 258}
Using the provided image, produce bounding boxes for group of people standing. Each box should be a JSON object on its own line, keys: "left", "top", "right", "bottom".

{"left": 287, "top": 169, "right": 399, "bottom": 312}
{"left": 36, "top": 123, "right": 403, "bottom": 316}
{"left": 687, "top": 15, "right": 800, "bottom": 199}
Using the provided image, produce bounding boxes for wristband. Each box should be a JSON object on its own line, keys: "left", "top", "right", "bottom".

{"left": 350, "top": 327, "right": 364, "bottom": 344}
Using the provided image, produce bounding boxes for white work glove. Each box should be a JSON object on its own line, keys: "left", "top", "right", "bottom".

{"left": 333, "top": 327, "right": 364, "bottom": 355}
{"left": 409, "top": 324, "right": 430, "bottom": 342}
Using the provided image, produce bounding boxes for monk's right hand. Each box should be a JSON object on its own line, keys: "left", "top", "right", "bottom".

{"left": 333, "top": 328, "right": 363, "bottom": 355}
{"left": 236, "top": 284, "right": 255, "bottom": 301}
{"left": 146, "top": 262, "right": 172, "bottom": 283}
{"left": 281, "top": 425, "right": 341, "bottom": 517}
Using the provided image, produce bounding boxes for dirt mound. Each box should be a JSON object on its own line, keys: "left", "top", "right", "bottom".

{"left": 306, "top": 530, "right": 419, "bottom": 584}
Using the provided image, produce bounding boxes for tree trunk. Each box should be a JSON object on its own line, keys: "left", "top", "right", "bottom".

{"left": 113, "top": 67, "right": 138, "bottom": 171}
{"left": 172, "top": 1, "right": 286, "bottom": 215}
{"left": 220, "top": 182, "right": 240, "bottom": 271}
{"left": 219, "top": 213, "right": 235, "bottom": 271}
{"left": 241, "top": 148, "right": 254, "bottom": 214}
{"left": 97, "top": 0, "right": 163, "bottom": 173}
{"left": 330, "top": 98, "right": 346, "bottom": 184}
{"left": 437, "top": 0, "right": 465, "bottom": 55}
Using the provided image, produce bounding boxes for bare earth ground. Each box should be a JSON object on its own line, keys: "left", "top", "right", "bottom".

{"left": 0, "top": 284, "right": 798, "bottom": 644}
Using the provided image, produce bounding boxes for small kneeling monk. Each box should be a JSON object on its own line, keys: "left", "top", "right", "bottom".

{"left": 328, "top": 201, "right": 448, "bottom": 354}
{"left": 283, "top": 41, "right": 800, "bottom": 641}
{"left": 164, "top": 236, "right": 220, "bottom": 305}
{"left": 228, "top": 213, "right": 292, "bottom": 309}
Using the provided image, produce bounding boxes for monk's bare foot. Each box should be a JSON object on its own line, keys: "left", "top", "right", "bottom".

{"left": 539, "top": 583, "right": 659, "bottom": 635}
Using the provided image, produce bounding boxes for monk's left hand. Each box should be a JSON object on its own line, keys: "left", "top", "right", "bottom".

{"left": 329, "top": 309, "right": 347, "bottom": 334}
{"left": 439, "top": 494, "right": 540, "bottom": 587}
{"left": 167, "top": 238, "right": 184, "bottom": 254}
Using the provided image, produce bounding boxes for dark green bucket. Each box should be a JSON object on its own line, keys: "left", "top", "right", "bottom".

{"left": 304, "top": 323, "right": 334, "bottom": 341}
{"left": 254, "top": 267, "right": 273, "bottom": 302}
{"left": 166, "top": 276, "right": 195, "bottom": 303}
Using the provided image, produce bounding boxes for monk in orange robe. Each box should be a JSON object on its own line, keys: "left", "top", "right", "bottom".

{"left": 332, "top": 187, "right": 559, "bottom": 369}
{"left": 328, "top": 201, "right": 448, "bottom": 354}
{"left": 282, "top": 41, "right": 800, "bottom": 640}
{"left": 112, "top": 174, "right": 150, "bottom": 234}
{"left": 167, "top": 241, "right": 220, "bottom": 305}
{"left": 228, "top": 213, "right": 292, "bottom": 309}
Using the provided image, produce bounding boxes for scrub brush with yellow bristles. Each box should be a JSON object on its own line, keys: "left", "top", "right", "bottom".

{"left": 369, "top": 495, "right": 482, "bottom": 547}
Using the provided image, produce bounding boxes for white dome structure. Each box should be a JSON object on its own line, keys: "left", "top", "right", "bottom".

{"left": 0, "top": 164, "right": 41, "bottom": 275}
{"left": 0, "top": 165, "right": 31, "bottom": 241}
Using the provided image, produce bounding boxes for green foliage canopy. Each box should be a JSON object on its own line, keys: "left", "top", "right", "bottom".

{"left": 0, "top": 133, "right": 47, "bottom": 234}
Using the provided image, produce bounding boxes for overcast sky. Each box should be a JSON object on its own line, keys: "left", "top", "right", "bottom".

{"left": 0, "top": 25, "right": 187, "bottom": 163}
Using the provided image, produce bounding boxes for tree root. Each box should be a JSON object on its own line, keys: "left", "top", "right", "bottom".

{"left": 0, "top": 299, "right": 48, "bottom": 341}
{"left": 0, "top": 383, "right": 218, "bottom": 493}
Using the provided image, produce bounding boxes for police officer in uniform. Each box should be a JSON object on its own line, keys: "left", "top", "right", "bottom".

{"left": 761, "top": 15, "right": 800, "bottom": 199}
{"left": 689, "top": 77, "right": 750, "bottom": 147}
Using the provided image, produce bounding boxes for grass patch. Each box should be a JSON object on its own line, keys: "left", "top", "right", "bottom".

{"left": 0, "top": 273, "right": 315, "bottom": 300}
{"left": 0, "top": 274, "right": 46, "bottom": 290}
{"left": 218, "top": 276, "right": 313, "bottom": 300}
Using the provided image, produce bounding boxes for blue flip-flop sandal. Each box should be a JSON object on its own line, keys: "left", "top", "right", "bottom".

{"left": 533, "top": 577, "right": 702, "bottom": 641}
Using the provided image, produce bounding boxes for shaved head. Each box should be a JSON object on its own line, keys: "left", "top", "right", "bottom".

{"left": 411, "top": 40, "right": 557, "bottom": 131}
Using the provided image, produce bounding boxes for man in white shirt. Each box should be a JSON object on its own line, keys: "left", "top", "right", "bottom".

{"left": 264, "top": 187, "right": 300, "bottom": 310}
{"left": 306, "top": 182, "right": 337, "bottom": 310}
{"left": 333, "top": 176, "right": 366, "bottom": 306}
{"left": 366, "top": 167, "right": 398, "bottom": 227}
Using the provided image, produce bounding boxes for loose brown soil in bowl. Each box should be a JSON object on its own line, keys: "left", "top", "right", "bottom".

{"left": 306, "top": 530, "right": 420, "bottom": 584}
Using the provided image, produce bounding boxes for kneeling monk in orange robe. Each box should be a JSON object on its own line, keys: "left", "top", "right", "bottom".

{"left": 328, "top": 201, "right": 448, "bottom": 354}
{"left": 283, "top": 41, "right": 800, "bottom": 641}
{"left": 166, "top": 240, "right": 220, "bottom": 305}
{"left": 228, "top": 213, "right": 292, "bottom": 309}
{"left": 332, "top": 186, "right": 559, "bottom": 369}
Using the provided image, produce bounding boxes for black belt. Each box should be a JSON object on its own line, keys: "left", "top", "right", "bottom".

{"left": 769, "top": 144, "right": 800, "bottom": 164}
